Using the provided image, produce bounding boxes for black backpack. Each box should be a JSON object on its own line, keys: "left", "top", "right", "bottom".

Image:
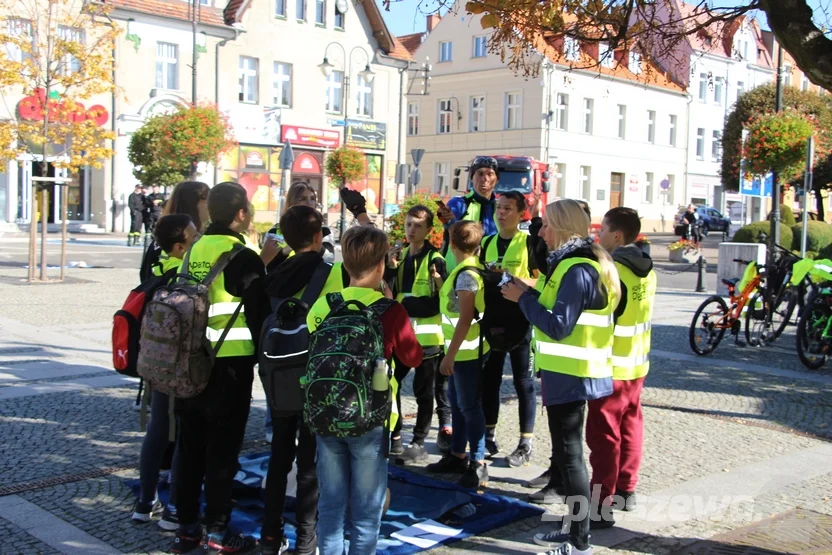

{"left": 454, "top": 265, "right": 530, "bottom": 353}
{"left": 259, "top": 262, "right": 333, "bottom": 415}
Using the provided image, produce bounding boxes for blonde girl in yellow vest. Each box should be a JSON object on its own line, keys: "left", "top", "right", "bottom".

{"left": 501, "top": 199, "right": 620, "bottom": 555}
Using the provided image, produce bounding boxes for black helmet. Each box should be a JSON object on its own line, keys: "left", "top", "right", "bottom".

{"left": 470, "top": 156, "right": 499, "bottom": 176}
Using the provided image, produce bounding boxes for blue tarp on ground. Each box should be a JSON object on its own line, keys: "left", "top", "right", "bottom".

{"left": 128, "top": 452, "right": 543, "bottom": 554}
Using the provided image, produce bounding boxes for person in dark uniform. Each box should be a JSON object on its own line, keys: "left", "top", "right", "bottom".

{"left": 141, "top": 186, "right": 154, "bottom": 246}
{"left": 149, "top": 185, "right": 165, "bottom": 228}
{"left": 127, "top": 184, "right": 145, "bottom": 247}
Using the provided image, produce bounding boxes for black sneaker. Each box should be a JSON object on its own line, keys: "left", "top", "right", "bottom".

{"left": 436, "top": 428, "right": 452, "bottom": 455}
{"left": 485, "top": 438, "right": 500, "bottom": 459}
{"left": 533, "top": 531, "right": 570, "bottom": 548}
{"left": 426, "top": 454, "right": 468, "bottom": 474}
{"left": 613, "top": 490, "right": 637, "bottom": 512}
{"left": 506, "top": 442, "right": 532, "bottom": 467}
{"left": 170, "top": 527, "right": 204, "bottom": 554}
{"left": 258, "top": 535, "right": 289, "bottom": 555}
{"left": 524, "top": 468, "right": 551, "bottom": 489}
{"left": 527, "top": 485, "right": 565, "bottom": 505}
{"left": 396, "top": 443, "right": 428, "bottom": 464}
{"left": 206, "top": 528, "right": 258, "bottom": 554}
{"left": 390, "top": 437, "right": 404, "bottom": 456}
{"left": 458, "top": 460, "right": 488, "bottom": 490}
{"left": 158, "top": 505, "right": 179, "bottom": 531}
{"left": 131, "top": 498, "right": 161, "bottom": 522}
{"left": 589, "top": 503, "right": 615, "bottom": 530}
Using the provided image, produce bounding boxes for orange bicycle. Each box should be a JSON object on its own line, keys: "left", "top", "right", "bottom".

{"left": 689, "top": 258, "right": 769, "bottom": 355}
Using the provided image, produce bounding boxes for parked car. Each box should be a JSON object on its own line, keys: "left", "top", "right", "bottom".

{"left": 674, "top": 205, "right": 730, "bottom": 236}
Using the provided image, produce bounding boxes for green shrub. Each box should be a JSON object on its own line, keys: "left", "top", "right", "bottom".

{"left": 790, "top": 221, "right": 832, "bottom": 252}
{"left": 768, "top": 205, "right": 796, "bottom": 226}
{"left": 733, "top": 221, "right": 793, "bottom": 248}
{"left": 818, "top": 243, "right": 832, "bottom": 261}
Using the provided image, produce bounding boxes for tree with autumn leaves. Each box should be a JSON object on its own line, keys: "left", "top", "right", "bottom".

{"left": 128, "top": 104, "right": 234, "bottom": 189}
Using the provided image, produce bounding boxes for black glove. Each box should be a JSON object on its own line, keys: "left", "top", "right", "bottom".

{"left": 528, "top": 216, "right": 543, "bottom": 239}
{"left": 340, "top": 188, "right": 367, "bottom": 217}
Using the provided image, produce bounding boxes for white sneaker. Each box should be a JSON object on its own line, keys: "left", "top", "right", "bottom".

{"left": 534, "top": 537, "right": 592, "bottom": 555}
{"left": 265, "top": 429, "right": 273, "bottom": 443}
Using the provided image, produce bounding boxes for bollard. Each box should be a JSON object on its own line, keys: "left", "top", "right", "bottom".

{"left": 696, "top": 255, "right": 707, "bottom": 293}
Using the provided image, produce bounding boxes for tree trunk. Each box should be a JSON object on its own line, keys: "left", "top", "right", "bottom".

{"left": 815, "top": 185, "right": 825, "bottom": 222}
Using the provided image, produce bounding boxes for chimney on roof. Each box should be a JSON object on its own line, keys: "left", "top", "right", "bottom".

{"left": 427, "top": 14, "right": 440, "bottom": 32}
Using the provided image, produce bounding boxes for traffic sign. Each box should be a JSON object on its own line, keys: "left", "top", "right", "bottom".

{"left": 411, "top": 168, "right": 422, "bottom": 186}
{"left": 278, "top": 140, "right": 294, "bottom": 167}
{"left": 328, "top": 118, "right": 345, "bottom": 127}
{"left": 660, "top": 179, "right": 670, "bottom": 190}
{"left": 411, "top": 148, "right": 425, "bottom": 166}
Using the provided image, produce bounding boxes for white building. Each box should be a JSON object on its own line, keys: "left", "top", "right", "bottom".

{"left": 402, "top": 9, "right": 689, "bottom": 230}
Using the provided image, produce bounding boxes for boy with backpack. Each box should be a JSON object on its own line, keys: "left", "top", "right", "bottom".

{"left": 427, "top": 221, "right": 491, "bottom": 491}
{"left": 130, "top": 214, "right": 196, "bottom": 529}
{"left": 387, "top": 204, "right": 452, "bottom": 462}
{"left": 305, "top": 226, "right": 423, "bottom": 555}
{"left": 258, "top": 205, "right": 349, "bottom": 555}
{"left": 169, "top": 182, "right": 269, "bottom": 554}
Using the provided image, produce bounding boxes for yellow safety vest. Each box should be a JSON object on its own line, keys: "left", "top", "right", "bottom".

{"left": 152, "top": 251, "right": 183, "bottom": 277}
{"left": 182, "top": 234, "right": 254, "bottom": 358}
{"left": 444, "top": 192, "right": 495, "bottom": 272}
{"left": 307, "top": 287, "right": 399, "bottom": 431}
{"left": 534, "top": 257, "right": 615, "bottom": 378}
{"left": 440, "top": 256, "right": 490, "bottom": 361}
{"left": 396, "top": 246, "right": 444, "bottom": 348}
{"left": 481, "top": 232, "right": 532, "bottom": 279}
{"left": 612, "top": 263, "right": 656, "bottom": 381}
{"left": 295, "top": 262, "right": 347, "bottom": 300}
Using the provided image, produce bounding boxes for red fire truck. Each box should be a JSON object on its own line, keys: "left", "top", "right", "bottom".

{"left": 451, "top": 155, "right": 551, "bottom": 227}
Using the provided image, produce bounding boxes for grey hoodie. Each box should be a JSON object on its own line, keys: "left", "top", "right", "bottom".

{"left": 612, "top": 244, "right": 654, "bottom": 319}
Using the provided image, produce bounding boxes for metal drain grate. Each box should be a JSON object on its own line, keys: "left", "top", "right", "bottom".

{"left": 674, "top": 509, "right": 832, "bottom": 555}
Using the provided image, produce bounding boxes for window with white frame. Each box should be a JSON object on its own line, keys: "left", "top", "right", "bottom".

{"left": 737, "top": 80, "right": 745, "bottom": 97}
{"left": 555, "top": 93, "right": 568, "bottom": 131}
{"left": 784, "top": 64, "right": 792, "bottom": 86}
{"left": 296, "top": 0, "right": 306, "bottom": 20}
{"left": 665, "top": 174, "right": 676, "bottom": 205}
{"left": 554, "top": 163, "right": 566, "bottom": 198}
{"left": 155, "top": 42, "right": 179, "bottom": 90}
{"left": 646, "top": 110, "right": 655, "bottom": 143}
{"left": 5, "top": 18, "right": 32, "bottom": 63}
{"left": 272, "top": 62, "right": 292, "bottom": 107}
{"left": 439, "top": 41, "right": 452, "bottom": 62}
{"left": 275, "top": 0, "right": 286, "bottom": 17}
{"left": 564, "top": 36, "right": 580, "bottom": 61}
{"left": 325, "top": 70, "right": 343, "bottom": 112}
{"left": 696, "top": 128, "right": 705, "bottom": 158}
{"left": 802, "top": 75, "right": 810, "bottom": 91}
{"left": 354, "top": 75, "right": 372, "bottom": 117}
{"left": 435, "top": 162, "right": 449, "bottom": 195}
{"left": 315, "top": 0, "right": 325, "bottom": 24}
{"left": 617, "top": 104, "right": 626, "bottom": 139}
{"left": 407, "top": 102, "right": 419, "bottom": 136}
{"left": 714, "top": 76, "right": 724, "bottom": 105}
{"left": 505, "top": 92, "right": 521, "bottom": 129}
{"left": 473, "top": 36, "right": 487, "bottom": 58}
{"left": 334, "top": 5, "right": 344, "bottom": 28}
{"left": 438, "top": 99, "right": 453, "bottom": 134}
{"left": 199, "top": 0, "right": 211, "bottom": 5}
{"left": 580, "top": 166, "right": 591, "bottom": 200}
{"left": 712, "top": 130, "right": 721, "bottom": 160}
{"left": 644, "top": 172, "right": 654, "bottom": 203}
{"left": 698, "top": 73, "right": 707, "bottom": 101}
{"left": 239, "top": 56, "right": 259, "bottom": 103}
{"left": 582, "top": 98, "right": 593, "bottom": 134}
{"left": 628, "top": 51, "right": 642, "bottom": 74}
{"left": 57, "top": 25, "right": 84, "bottom": 75}
{"left": 599, "top": 42, "right": 613, "bottom": 68}
{"left": 470, "top": 95, "right": 485, "bottom": 132}
{"left": 669, "top": 114, "right": 677, "bottom": 146}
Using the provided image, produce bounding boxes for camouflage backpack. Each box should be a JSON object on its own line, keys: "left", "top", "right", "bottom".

{"left": 136, "top": 244, "right": 245, "bottom": 399}
{"left": 303, "top": 293, "right": 394, "bottom": 437}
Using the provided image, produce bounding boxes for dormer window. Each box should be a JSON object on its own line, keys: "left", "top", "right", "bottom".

{"left": 628, "top": 51, "right": 642, "bottom": 74}
{"left": 564, "top": 36, "right": 579, "bottom": 62}
{"left": 599, "top": 42, "right": 614, "bottom": 68}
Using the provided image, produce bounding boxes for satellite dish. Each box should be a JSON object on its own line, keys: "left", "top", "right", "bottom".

{"left": 336, "top": 0, "right": 349, "bottom": 14}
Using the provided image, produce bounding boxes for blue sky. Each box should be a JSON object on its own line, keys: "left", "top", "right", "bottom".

{"left": 378, "top": 0, "right": 829, "bottom": 37}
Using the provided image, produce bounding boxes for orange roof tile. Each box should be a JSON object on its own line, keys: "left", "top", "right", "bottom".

{"left": 104, "top": 0, "right": 228, "bottom": 27}
{"left": 398, "top": 32, "right": 425, "bottom": 55}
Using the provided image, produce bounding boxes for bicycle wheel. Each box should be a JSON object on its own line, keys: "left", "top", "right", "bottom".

{"left": 690, "top": 295, "right": 729, "bottom": 355}
{"left": 745, "top": 290, "right": 772, "bottom": 347}
{"left": 768, "top": 283, "right": 798, "bottom": 340}
{"left": 796, "top": 294, "right": 831, "bottom": 370}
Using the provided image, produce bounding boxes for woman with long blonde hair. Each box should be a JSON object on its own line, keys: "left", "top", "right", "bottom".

{"left": 502, "top": 199, "right": 619, "bottom": 555}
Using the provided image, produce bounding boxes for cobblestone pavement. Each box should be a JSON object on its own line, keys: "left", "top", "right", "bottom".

{"left": 1, "top": 266, "right": 831, "bottom": 554}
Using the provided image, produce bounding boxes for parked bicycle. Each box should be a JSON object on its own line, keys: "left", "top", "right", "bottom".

{"left": 794, "top": 260, "right": 832, "bottom": 369}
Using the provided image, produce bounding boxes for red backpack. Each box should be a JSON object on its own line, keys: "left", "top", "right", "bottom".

{"left": 112, "top": 269, "right": 177, "bottom": 377}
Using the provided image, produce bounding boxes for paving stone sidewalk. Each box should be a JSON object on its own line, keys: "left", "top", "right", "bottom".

{"left": 1, "top": 267, "right": 831, "bottom": 554}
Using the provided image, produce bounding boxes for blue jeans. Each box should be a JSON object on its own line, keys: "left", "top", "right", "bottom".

{"left": 316, "top": 426, "right": 388, "bottom": 555}
{"left": 448, "top": 358, "right": 487, "bottom": 462}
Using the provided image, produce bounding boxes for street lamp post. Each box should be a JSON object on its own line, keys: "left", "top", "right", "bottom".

{"left": 319, "top": 43, "right": 374, "bottom": 240}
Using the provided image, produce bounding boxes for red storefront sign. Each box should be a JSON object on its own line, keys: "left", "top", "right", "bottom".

{"left": 17, "top": 88, "right": 109, "bottom": 127}
{"left": 281, "top": 125, "right": 340, "bottom": 149}
{"left": 292, "top": 152, "right": 321, "bottom": 174}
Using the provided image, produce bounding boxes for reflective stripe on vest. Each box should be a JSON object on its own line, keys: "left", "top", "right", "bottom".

{"left": 481, "top": 232, "right": 531, "bottom": 279}
{"left": 612, "top": 263, "right": 656, "bottom": 381}
{"left": 396, "top": 247, "right": 444, "bottom": 347}
{"left": 439, "top": 256, "right": 490, "bottom": 361}
{"left": 186, "top": 234, "right": 254, "bottom": 358}
{"left": 533, "top": 257, "right": 615, "bottom": 379}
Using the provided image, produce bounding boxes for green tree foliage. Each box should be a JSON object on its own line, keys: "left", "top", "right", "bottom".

{"left": 386, "top": 192, "right": 445, "bottom": 248}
